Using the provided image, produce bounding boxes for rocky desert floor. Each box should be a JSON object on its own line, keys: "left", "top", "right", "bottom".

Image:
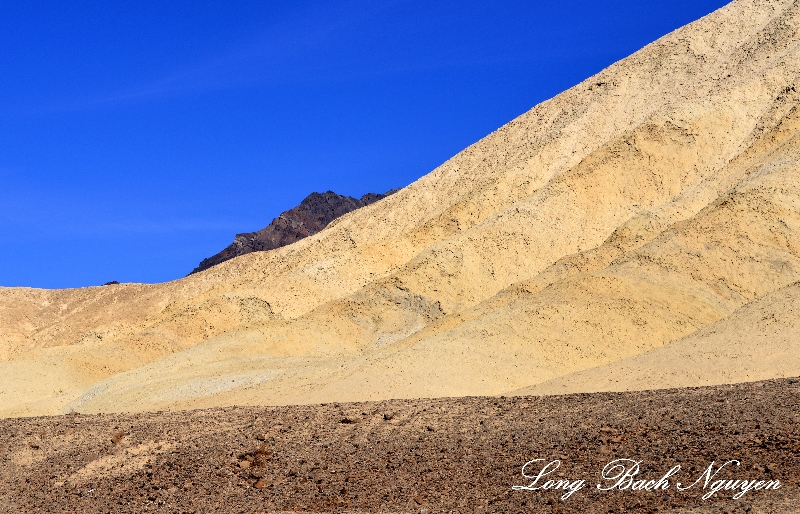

{"left": 2, "top": 378, "right": 798, "bottom": 513}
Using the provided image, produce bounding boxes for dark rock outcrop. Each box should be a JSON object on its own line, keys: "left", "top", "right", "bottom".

{"left": 190, "top": 190, "right": 396, "bottom": 274}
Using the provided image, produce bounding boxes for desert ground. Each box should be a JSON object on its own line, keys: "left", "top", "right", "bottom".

{"left": 2, "top": 378, "right": 798, "bottom": 513}
{"left": 2, "top": 0, "right": 800, "bottom": 511}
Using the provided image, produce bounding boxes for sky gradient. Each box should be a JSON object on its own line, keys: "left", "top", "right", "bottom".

{"left": 0, "top": 0, "right": 730, "bottom": 288}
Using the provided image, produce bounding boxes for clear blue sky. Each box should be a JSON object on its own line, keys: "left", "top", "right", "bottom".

{"left": 0, "top": 0, "right": 729, "bottom": 288}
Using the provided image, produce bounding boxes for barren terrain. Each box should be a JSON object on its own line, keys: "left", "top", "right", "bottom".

{"left": 2, "top": 0, "right": 800, "bottom": 416}
{"left": 190, "top": 191, "right": 394, "bottom": 275}
{"left": 2, "top": 378, "right": 798, "bottom": 513}
{"left": 4, "top": 2, "right": 800, "bottom": 512}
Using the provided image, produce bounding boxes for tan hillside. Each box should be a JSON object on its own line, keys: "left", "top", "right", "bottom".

{"left": 2, "top": 0, "right": 800, "bottom": 417}
{"left": 511, "top": 280, "right": 800, "bottom": 396}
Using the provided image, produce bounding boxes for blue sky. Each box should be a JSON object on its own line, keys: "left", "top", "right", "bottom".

{"left": 0, "top": 0, "right": 729, "bottom": 288}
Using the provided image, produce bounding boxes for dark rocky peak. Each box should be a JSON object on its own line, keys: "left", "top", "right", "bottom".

{"left": 190, "top": 189, "right": 396, "bottom": 275}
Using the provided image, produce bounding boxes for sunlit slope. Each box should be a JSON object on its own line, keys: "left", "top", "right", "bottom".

{"left": 1, "top": 0, "right": 800, "bottom": 416}
{"left": 510, "top": 281, "right": 800, "bottom": 396}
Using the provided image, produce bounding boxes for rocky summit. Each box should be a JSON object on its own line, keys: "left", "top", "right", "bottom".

{"left": 1, "top": 0, "right": 799, "bottom": 418}
{"left": 190, "top": 190, "right": 396, "bottom": 274}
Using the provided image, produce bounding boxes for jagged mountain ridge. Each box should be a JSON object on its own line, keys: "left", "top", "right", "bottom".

{"left": 1, "top": 0, "right": 799, "bottom": 417}
{"left": 190, "top": 190, "right": 395, "bottom": 274}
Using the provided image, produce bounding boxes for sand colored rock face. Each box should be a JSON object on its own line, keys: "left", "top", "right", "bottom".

{"left": 2, "top": 0, "right": 800, "bottom": 417}
{"left": 512, "top": 281, "right": 800, "bottom": 396}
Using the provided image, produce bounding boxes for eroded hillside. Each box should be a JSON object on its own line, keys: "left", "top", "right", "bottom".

{"left": 1, "top": 0, "right": 799, "bottom": 417}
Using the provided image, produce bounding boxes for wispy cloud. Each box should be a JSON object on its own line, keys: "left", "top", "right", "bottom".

{"left": 0, "top": 222, "right": 244, "bottom": 249}
{"left": 12, "top": 0, "right": 409, "bottom": 117}
{"left": 86, "top": 219, "right": 243, "bottom": 235}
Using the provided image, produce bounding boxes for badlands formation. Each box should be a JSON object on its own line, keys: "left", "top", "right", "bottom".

{"left": 2, "top": 0, "right": 800, "bottom": 418}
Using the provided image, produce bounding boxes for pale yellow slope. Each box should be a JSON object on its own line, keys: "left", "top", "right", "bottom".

{"left": 48, "top": 91, "right": 800, "bottom": 416}
{"left": 222, "top": 139, "right": 800, "bottom": 406}
{"left": 511, "top": 280, "right": 800, "bottom": 396}
{"left": 2, "top": 0, "right": 800, "bottom": 417}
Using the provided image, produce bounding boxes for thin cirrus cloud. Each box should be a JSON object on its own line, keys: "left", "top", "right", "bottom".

{"left": 0, "top": 0, "right": 733, "bottom": 288}
{"left": 11, "top": 0, "right": 590, "bottom": 117}
{"left": 15, "top": 1, "right": 415, "bottom": 116}
{"left": 0, "top": 211, "right": 242, "bottom": 239}
{"left": 75, "top": 219, "right": 243, "bottom": 236}
{"left": 0, "top": 177, "right": 240, "bottom": 238}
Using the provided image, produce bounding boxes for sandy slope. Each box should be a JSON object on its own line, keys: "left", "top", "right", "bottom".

{"left": 2, "top": 0, "right": 800, "bottom": 417}
{"left": 512, "top": 281, "right": 800, "bottom": 396}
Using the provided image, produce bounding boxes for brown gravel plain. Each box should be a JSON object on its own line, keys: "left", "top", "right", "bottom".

{"left": 2, "top": 378, "right": 798, "bottom": 513}
{"left": 3, "top": 2, "right": 800, "bottom": 511}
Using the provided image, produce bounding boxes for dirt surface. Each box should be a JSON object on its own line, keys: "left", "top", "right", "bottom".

{"left": 2, "top": 378, "right": 798, "bottom": 513}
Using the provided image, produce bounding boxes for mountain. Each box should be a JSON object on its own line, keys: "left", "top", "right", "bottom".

{"left": 1, "top": 0, "right": 800, "bottom": 418}
{"left": 190, "top": 190, "right": 396, "bottom": 274}
{"left": 511, "top": 280, "right": 800, "bottom": 396}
